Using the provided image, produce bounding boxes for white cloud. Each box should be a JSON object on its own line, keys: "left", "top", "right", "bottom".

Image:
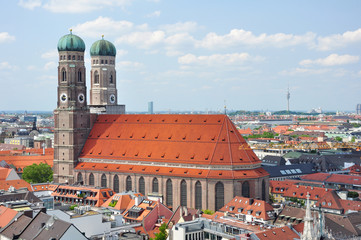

{"left": 197, "top": 29, "right": 316, "bottom": 49}
{"left": 0, "top": 62, "right": 17, "bottom": 70}
{"left": 41, "top": 49, "right": 58, "bottom": 59}
{"left": 116, "top": 31, "right": 166, "bottom": 49}
{"left": 280, "top": 68, "right": 330, "bottom": 76}
{"left": 18, "top": 0, "right": 41, "bottom": 10}
{"left": 72, "top": 17, "right": 133, "bottom": 38}
{"left": 146, "top": 10, "right": 161, "bottom": 18}
{"left": 300, "top": 54, "right": 359, "bottom": 66}
{"left": 160, "top": 21, "right": 199, "bottom": 34}
{"left": 0, "top": 32, "right": 16, "bottom": 43}
{"left": 44, "top": 61, "right": 57, "bottom": 70}
{"left": 316, "top": 28, "right": 361, "bottom": 51}
{"left": 178, "top": 53, "right": 263, "bottom": 66}
{"left": 18, "top": 0, "right": 133, "bottom": 13}
{"left": 117, "top": 61, "right": 144, "bottom": 70}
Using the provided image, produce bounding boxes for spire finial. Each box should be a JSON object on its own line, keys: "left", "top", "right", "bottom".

{"left": 70, "top": 29, "right": 72, "bottom": 34}
{"left": 102, "top": 34, "right": 104, "bottom": 39}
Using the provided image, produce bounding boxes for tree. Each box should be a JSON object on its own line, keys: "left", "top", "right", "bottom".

{"left": 151, "top": 223, "right": 168, "bottom": 240}
{"left": 335, "top": 136, "right": 343, "bottom": 142}
{"left": 22, "top": 163, "right": 53, "bottom": 183}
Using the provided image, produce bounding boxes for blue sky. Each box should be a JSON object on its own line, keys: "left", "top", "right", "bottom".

{"left": 0, "top": 0, "right": 361, "bottom": 112}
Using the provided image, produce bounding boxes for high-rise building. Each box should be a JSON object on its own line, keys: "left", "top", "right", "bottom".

{"left": 53, "top": 31, "right": 91, "bottom": 184}
{"left": 148, "top": 101, "right": 153, "bottom": 114}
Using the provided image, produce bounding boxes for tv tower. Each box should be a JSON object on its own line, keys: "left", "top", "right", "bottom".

{"left": 287, "top": 84, "right": 290, "bottom": 112}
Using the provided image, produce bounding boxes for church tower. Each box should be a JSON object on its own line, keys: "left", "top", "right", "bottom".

{"left": 89, "top": 36, "right": 117, "bottom": 112}
{"left": 53, "top": 30, "right": 90, "bottom": 184}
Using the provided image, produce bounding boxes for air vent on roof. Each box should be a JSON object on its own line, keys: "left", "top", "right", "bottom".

{"left": 230, "top": 130, "right": 234, "bottom": 133}
{"left": 142, "top": 134, "right": 146, "bottom": 139}
{"left": 190, "top": 155, "right": 194, "bottom": 160}
{"left": 125, "top": 119, "right": 128, "bottom": 122}
{"left": 222, "top": 138, "right": 225, "bottom": 141}
{"left": 219, "top": 172, "right": 222, "bottom": 176}
{"left": 98, "top": 134, "right": 101, "bottom": 137}
{"left": 218, "top": 120, "right": 221, "bottom": 122}
{"left": 89, "top": 134, "right": 92, "bottom": 137}
{"left": 211, "top": 137, "right": 215, "bottom": 141}
{"left": 175, "top": 153, "right": 180, "bottom": 159}
{"left": 113, "top": 119, "right": 116, "bottom": 122}
{"left": 110, "top": 152, "right": 113, "bottom": 155}
{"left": 106, "top": 133, "right": 109, "bottom": 137}
{"left": 175, "top": 119, "right": 178, "bottom": 122}
{"left": 168, "top": 135, "right": 172, "bottom": 139}
{"left": 105, "top": 119, "right": 108, "bottom": 122}
{"left": 182, "top": 135, "right": 186, "bottom": 140}
{"left": 169, "top": 169, "right": 173, "bottom": 173}
{"left": 122, "top": 151, "right": 126, "bottom": 156}
{"left": 155, "top": 134, "right": 159, "bottom": 139}
{"left": 116, "top": 166, "right": 120, "bottom": 169}
{"left": 98, "top": 151, "right": 102, "bottom": 155}
{"left": 129, "top": 167, "right": 133, "bottom": 170}
{"left": 161, "top": 153, "right": 165, "bottom": 158}
{"left": 90, "top": 151, "right": 93, "bottom": 154}
{"left": 184, "top": 170, "right": 188, "bottom": 174}
{"left": 142, "top": 168, "right": 145, "bottom": 171}
{"left": 156, "top": 168, "right": 159, "bottom": 172}
{"left": 104, "top": 165, "right": 107, "bottom": 168}
{"left": 148, "top": 153, "right": 152, "bottom": 157}
{"left": 137, "top": 119, "right": 140, "bottom": 122}
{"left": 130, "top": 134, "right": 133, "bottom": 138}
{"left": 204, "top": 119, "right": 207, "bottom": 122}
{"left": 239, "top": 158, "right": 243, "bottom": 161}
{"left": 135, "top": 152, "right": 138, "bottom": 156}
{"left": 205, "top": 155, "right": 209, "bottom": 160}
{"left": 198, "top": 171, "right": 202, "bottom": 175}
{"left": 197, "top": 136, "right": 201, "bottom": 140}
{"left": 220, "top": 156, "right": 224, "bottom": 161}
{"left": 189, "top": 119, "right": 192, "bottom": 122}
{"left": 149, "top": 119, "right": 152, "bottom": 122}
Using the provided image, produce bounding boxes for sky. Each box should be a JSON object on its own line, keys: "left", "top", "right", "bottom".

{"left": 0, "top": 0, "right": 361, "bottom": 112}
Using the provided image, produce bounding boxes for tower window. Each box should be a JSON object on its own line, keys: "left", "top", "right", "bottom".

{"left": 72, "top": 55, "right": 75, "bottom": 60}
{"left": 110, "top": 74, "right": 113, "bottom": 84}
{"left": 61, "top": 69, "right": 66, "bottom": 82}
{"left": 105, "top": 60, "right": 108, "bottom": 64}
{"left": 68, "top": 55, "right": 71, "bottom": 60}
{"left": 78, "top": 70, "right": 82, "bottom": 82}
{"left": 93, "top": 60, "right": 95, "bottom": 64}
{"left": 94, "top": 71, "right": 99, "bottom": 84}
{"left": 81, "top": 56, "right": 83, "bottom": 60}
{"left": 96, "top": 60, "right": 98, "bottom": 64}
{"left": 77, "top": 56, "right": 80, "bottom": 60}
{"left": 101, "top": 60, "right": 104, "bottom": 64}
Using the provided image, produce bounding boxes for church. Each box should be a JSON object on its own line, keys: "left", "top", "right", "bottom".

{"left": 53, "top": 31, "right": 269, "bottom": 211}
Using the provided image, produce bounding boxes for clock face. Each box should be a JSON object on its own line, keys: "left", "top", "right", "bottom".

{"left": 109, "top": 94, "right": 116, "bottom": 104}
{"left": 78, "top": 93, "right": 85, "bottom": 103}
{"left": 60, "top": 93, "right": 67, "bottom": 103}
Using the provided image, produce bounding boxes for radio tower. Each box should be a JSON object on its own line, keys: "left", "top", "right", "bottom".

{"left": 287, "top": 84, "right": 290, "bottom": 113}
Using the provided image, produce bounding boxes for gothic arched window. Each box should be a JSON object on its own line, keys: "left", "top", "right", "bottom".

{"left": 61, "top": 69, "right": 66, "bottom": 82}
{"left": 242, "top": 181, "right": 250, "bottom": 198}
{"left": 89, "top": 173, "right": 94, "bottom": 186}
{"left": 101, "top": 174, "right": 107, "bottom": 187}
{"left": 152, "top": 178, "right": 159, "bottom": 193}
{"left": 126, "top": 176, "right": 132, "bottom": 191}
{"left": 94, "top": 71, "right": 99, "bottom": 84}
{"left": 180, "top": 180, "right": 187, "bottom": 206}
{"left": 166, "top": 179, "right": 173, "bottom": 207}
{"left": 77, "top": 172, "right": 83, "bottom": 183}
{"left": 262, "top": 179, "right": 266, "bottom": 201}
{"left": 110, "top": 74, "right": 113, "bottom": 84}
{"left": 77, "top": 70, "right": 82, "bottom": 82}
{"left": 215, "top": 182, "right": 224, "bottom": 210}
{"left": 139, "top": 177, "right": 145, "bottom": 195}
{"left": 113, "top": 175, "right": 119, "bottom": 193}
{"left": 195, "top": 181, "right": 202, "bottom": 209}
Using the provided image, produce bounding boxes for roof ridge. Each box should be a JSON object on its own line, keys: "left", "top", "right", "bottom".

{"left": 206, "top": 116, "right": 226, "bottom": 178}
{"left": 224, "top": 117, "right": 235, "bottom": 178}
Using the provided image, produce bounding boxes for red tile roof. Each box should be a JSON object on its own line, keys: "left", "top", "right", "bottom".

{"left": 0, "top": 167, "right": 12, "bottom": 180}
{"left": 102, "top": 192, "right": 142, "bottom": 212}
{"left": 79, "top": 115, "right": 261, "bottom": 167}
{"left": 0, "top": 206, "right": 18, "bottom": 228}
{"left": 254, "top": 226, "right": 300, "bottom": 240}
{"left": 300, "top": 173, "right": 331, "bottom": 182}
{"left": 0, "top": 179, "right": 32, "bottom": 191}
{"left": 0, "top": 148, "right": 53, "bottom": 172}
{"left": 283, "top": 185, "right": 328, "bottom": 201}
{"left": 219, "top": 196, "right": 274, "bottom": 220}
{"left": 75, "top": 162, "right": 268, "bottom": 180}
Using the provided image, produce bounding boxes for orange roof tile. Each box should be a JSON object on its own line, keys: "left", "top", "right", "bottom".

{"left": 0, "top": 179, "right": 32, "bottom": 191}
{"left": 79, "top": 115, "right": 261, "bottom": 167}
{"left": 255, "top": 226, "right": 300, "bottom": 240}
{"left": 0, "top": 167, "right": 12, "bottom": 181}
{"left": 283, "top": 185, "right": 327, "bottom": 201}
{"left": 0, "top": 206, "right": 18, "bottom": 228}
{"left": 75, "top": 162, "right": 268, "bottom": 180}
{"left": 220, "top": 196, "right": 274, "bottom": 220}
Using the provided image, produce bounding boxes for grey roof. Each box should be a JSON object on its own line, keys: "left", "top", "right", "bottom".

{"left": 298, "top": 153, "right": 361, "bottom": 172}
{"left": 0, "top": 214, "right": 32, "bottom": 238}
{"left": 261, "top": 156, "right": 286, "bottom": 166}
{"left": 263, "top": 163, "right": 314, "bottom": 178}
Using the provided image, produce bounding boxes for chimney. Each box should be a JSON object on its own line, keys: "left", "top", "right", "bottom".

{"left": 184, "top": 207, "right": 188, "bottom": 216}
{"left": 180, "top": 206, "right": 183, "bottom": 217}
{"left": 249, "top": 198, "right": 254, "bottom": 205}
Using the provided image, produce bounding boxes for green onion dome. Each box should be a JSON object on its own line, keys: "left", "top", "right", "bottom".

{"left": 57, "top": 30, "right": 85, "bottom": 52}
{"left": 90, "top": 36, "right": 116, "bottom": 57}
